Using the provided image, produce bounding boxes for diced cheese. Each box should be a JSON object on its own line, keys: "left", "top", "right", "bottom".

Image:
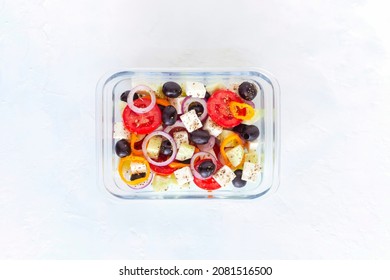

{"left": 173, "top": 131, "right": 189, "bottom": 148}
{"left": 212, "top": 165, "right": 236, "bottom": 188}
{"left": 174, "top": 166, "right": 194, "bottom": 185}
{"left": 146, "top": 136, "right": 163, "bottom": 159}
{"left": 244, "top": 151, "right": 259, "bottom": 164}
{"left": 113, "top": 122, "right": 130, "bottom": 139}
{"left": 175, "top": 143, "right": 195, "bottom": 161}
{"left": 185, "top": 81, "right": 206, "bottom": 98}
{"left": 203, "top": 117, "right": 223, "bottom": 137}
{"left": 242, "top": 162, "right": 262, "bottom": 182}
{"left": 248, "top": 140, "right": 260, "bottom": 151}
{"left": 168, "top": 97, "right": 186, "bottom": 114}
{"left": 206, "top": 82, "right": 226, "bottom": 93}
{"left": 228, "top": 83, "right": 240, "bottom": 93}
{"left": 225, "top": 145, "right": 244, "bottom": 167}
{"left": 130, "top": 162, "right": 147, "bottom": 174}
{"left": 180, "top": 110, "right": 202, "bottom": 132}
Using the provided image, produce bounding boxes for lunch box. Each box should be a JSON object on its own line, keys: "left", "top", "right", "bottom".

{"left": 96, "top": 68, "right": 280, "bottom": 199}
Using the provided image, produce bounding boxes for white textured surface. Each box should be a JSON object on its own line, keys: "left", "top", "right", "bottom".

{"left": 1, "top": 0, "right": 390, "bottom": 259}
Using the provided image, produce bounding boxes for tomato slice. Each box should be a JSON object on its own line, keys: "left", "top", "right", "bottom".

{"left": 150, "top": 164, "right": 177, "bottom": 176}
{"left": 193, "top": 158, "right": 223, "bottom": 191}
{"left": 123, "top": 99, "right": 162, "bottom": 134}
{"left": 207, "top": 89, "right": 244, "bottom": 128}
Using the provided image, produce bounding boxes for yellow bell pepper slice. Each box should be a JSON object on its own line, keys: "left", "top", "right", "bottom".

{"left": 220, "top": 133, "right": 244, "bottom": 168}
{"left": 229, "top": 101, "right": 255, "bottom": 120}
{"left": 118, "top": 155, "right": 151, "bottom": 186}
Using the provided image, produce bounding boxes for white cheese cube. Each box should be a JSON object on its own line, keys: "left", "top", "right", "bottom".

{"left": 225, "top": 145, "right": 244, "bottom": 167}
{"left": 244, "top": 151, "right": 259, "bottom": 164}
{"left": 206, "top": 82, "right": 226, "bottom": 93}
{"left": 228, "top": 83, "right": 240, "bottom": 93}
{"left": 173, "top": 131, "right": 189, "bottom": 148}
{"left": 248, "top": 140, "right": 260, "bottom": 151}
{"left": 180, "top": 110, "right": 203, "bottom": 132}
{"left": 174, "top": 166, "right": 194, "bottom": 185}
{"left": 175, "top": 143, "right": 195, "bottom": 161}
{"left": 185, "top": 81, "right": 206, "bottom": 98}
{"left": 168, "top": 97, "right": 186, "bottom": 114}
{"left": 203, "top": 117, "right": 223, "bottom": 137}
{"left": 130, "top": 162, "right": 147, "bottom": 174}
{"left": 146, "top": 136, "right": 162, "bottom": 159}
{"left": 113, "top": 122, "right": 130, "bottom": 139}
{"left": 242, "top": 162, "right": 262, "bottom": 182}
{"left": 212, "top": 165, "right": 236, "bottom": 188}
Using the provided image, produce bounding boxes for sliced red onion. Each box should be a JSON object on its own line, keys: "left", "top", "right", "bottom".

{"left": 163, "top": 121, "right": 186, "bottom": 134}
{"left": 181, "top": 97, "right": 208, "bottom": 121}
{"left": 127, "top": 85, "right": 156, "bottom": 114}
{"left": 142, "top": 131, "right": 177, "bottom": 166}
{"left": 127, "top": 172, "right": 154, "bottom": 190}
{"left": 243, "top": 99, "right": 255, "bottom": 108}
{"left": 197, "top": 136, "right": 215, "bottom": 152}
{"left": 190, "top": 152, "right": 218, "bottom": 180}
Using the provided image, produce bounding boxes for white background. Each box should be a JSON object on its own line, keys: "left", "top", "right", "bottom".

{"left": 1, "top": 0, "right": 390, "bottom": 259}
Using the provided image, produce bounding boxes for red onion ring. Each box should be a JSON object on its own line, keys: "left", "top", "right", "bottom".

{"left": 127, "top": 85, "right": 156, "bottom": 114}
{"left": 197, "top": 136, "right": 215, "bottom": 152}
{"left": 243, "top": 99, "right": 255, "bottom": 108}
{"left": 190, "top": 152, "right": 218, "bottom": 180}
{"left": 163, "top": 121, "right": 186, "bottom": 134}
{"left": 142, "top": 131, "right": 177, "bottom": 166}
{"left": 127, "top": 172, "right": 154, "bottom": 190}
{"left": 181, "top": 97, "right": 208, "bottom": 121}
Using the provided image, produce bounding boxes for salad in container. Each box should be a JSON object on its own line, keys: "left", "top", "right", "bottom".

{"left": 96, "top": 69, "right": 280, "bottom": 199}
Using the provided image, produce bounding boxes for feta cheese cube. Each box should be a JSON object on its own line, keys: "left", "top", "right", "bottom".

{"left": 206, "top": 82, "right": 226, "bottom": 93}
{"left": 146, "top": 136, "right": 162, "bottom": 159}
{"left": 203, "top": 117, "right": 223, "bottom": 137}
{"left": 248, "top": 140, "right": 260, "bottom": 151}
{"left": 242, "top": 162, "right": 262, "bottom": 182}
{"left": 174, "top": 166, "right": 194, "bottom": 185}
{"left": 185, "top": 81, "right": 206, "bottom": 98}
{"left": 225, "top": 145, "right": 244, "bottom": 167}
{"left": 169, "top": 96, "right": 184, "bottom": 110}
{"left": 173, "top": 131, "right": 189, "bottom": 148}
{"left": 168, "top": 97, "right": 186, "bottom": 114}
{"left": 228, "top": 83, "right": 240, "bottom": 93}
{"left": 175, "top": 143, "right": 195, "bottom": 161}
{"left": 244, "top": 151, "right": 259, "bottom": 164}
{"left": 113, "top": 122, "right": 130, "bottom": 139}
{"left": 180, "top": 110, "right": 202, "bottom": 132}
{"left": 212, "top": 165, "right": 236, "bottom": 188}
{"left": 130, "top": 162, "right": 147, "bottom": 174}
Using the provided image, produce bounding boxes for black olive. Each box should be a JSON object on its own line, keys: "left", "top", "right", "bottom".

{"left": 162, "top": 81, "right": 182, "bottom": 98}
{"left": 160, "top": 140, "right": 173, "bottom": 156}
{"left": 115, "top": 139, "right": 131, "bottom": 158}
{"left": 120, "top": 91, "right": 140, "bottom": 102}
{"left": 197, "top": 160, "right": 216, "bottom": 178}
{"left": 242, "top": 125, "right": 260, "bottom": 141}
{"left": 205, "top": 91, "right": 211, "bottom": 100}
{"left": 188, "top": 102, "right": 204, "bottom": 117}
{"left": 233, "top": 124, "right": 260, "bottom": 141}
{"left": 130, "top": 172, "right": 146, "bottom": 181}
{"left": 162, "top": 105, "right": 178, "bottom": 126}
{"left": 189, "top": 130, "right": 210, "bottom": 145}
{"left": 238, "top": 82, "right": 257, "bottom": 101}
{"left": 232, "top": 169, "right": 246, "bottom": 188}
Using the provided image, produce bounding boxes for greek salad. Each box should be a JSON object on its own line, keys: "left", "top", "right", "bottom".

{"left": 113, "top": 80, "right": 263, "bottom": 192}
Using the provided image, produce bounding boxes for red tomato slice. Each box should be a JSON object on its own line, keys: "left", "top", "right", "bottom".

{"left": 207, "top": 89, "right": 243, "bottom": 128}
{"left": 150, "top": 164, "right": 177, "bottom": 176}
{"left": 193, "top": 158, "right": 223, "bottom": 191}
{"left": 122, "top": 99, "right": 162, "bottom": 134}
